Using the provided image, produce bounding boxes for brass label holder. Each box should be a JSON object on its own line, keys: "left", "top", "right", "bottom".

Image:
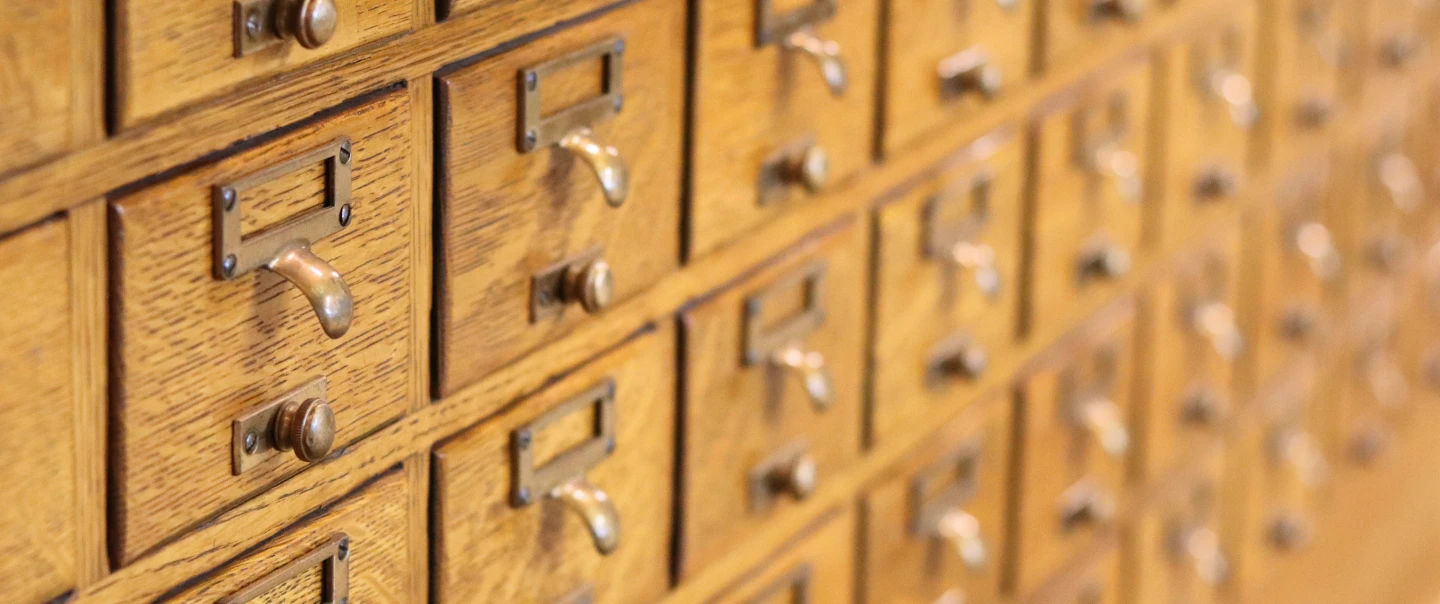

{"left": 231, "top": 377, "right": 328, "bottom": 475}
{"left": 909, "top": 441, "right": 982, "bottom": 536}
{"left": 743, "top": 260, "right": 828, "bottom": 365}
{"left": 212, "top": 137, "right": 353, "bottom": 281}
{"left": 923, "top": 172, "right": 991, "bottom": 260}
{"left": 754, "top": 0, "right": 837, "bottom": 46}
{"left": 511, "top": 380, "right": 618, "bottom": 507}
{"left": 218, "top": 533, "right": 350, "bottom": 603}
{"left": 517, "top": 38, "right": 624, "bottom": 152}
{"left": 743, "top": 564, "right": 813, "bottom": 604}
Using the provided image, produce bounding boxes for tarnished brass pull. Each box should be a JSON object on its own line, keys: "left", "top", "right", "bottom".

{"left": 933, "top": 342, "right": 989, "bottom": 383}
{"left": 937, "top": 509, "right": 988, "bottom": 571}
{"left": 1059, "top": 480, "right": 1117, "bottom": 530}
{"left": 1089, "top": 0, "right": 1145, "bottom": 22}
{"left": 1296, "top": 97, "right": 1333, "bottom": 130}
{"left": 272, "top": 396, "right": 337, "bottom": 463}
{"left": 234, "top": 0, "right": 339, "bottom": 57}
{"left": 550, "top": 477, "right": 621, "bottom": 555}
{"left": 1089, "top": 142, "right": 1143, "bottom": 203}
{"left": 783, "top": 28, "right": 849, "bottom": 97}
{"left": 938, "top": 48, "right": 1003, "bottom": 101}
{"left": 1293, "top": 222, "right": 1342, "bottom": 281}
{"left": 1172, "top": 525, "right": 1230, "bottom": 586}
{"left": 558, "top": 127, "right": 630, "bottom": 207}
{"left": 1378, "top": 152, "right": 1424, "bottom": 214}
{"left": 1269, "top": 511, "right": 1313, "bottom": 551}
{"left": 1192, "top": 300, "right": 1243, "bottom": 361}
{"left": 772, "top": 343, "right": 834, "bottom": 412}
{"left": 1194, "top": 165, "right": 1241, "bottom": 200}
{"left": 1382, "top": 33, "right": 1422, "bottom": 68}
{"left": 1350, "top": 423, "right": 1392, "bottom": 464}
{"left": 1182, "top": 387, "right": 1228, "bottom": 426}
{"left": 231, "top": 377, "right": 336, "bottom": 474}
{"left": 785, "top": 144, "right": 830, "bottom": 194}
{"left": 1077, "top": 242, "right": 1132, "bottom": 284}
{"left": 750, "top": 443, "right": 819, "bottom": 511}
{"left": 1076, "top": 397, "right": 1130, "bottom": 457}
{"left": 767, "top": 452, "right": 819, "bottom": 500}
{"left": 267, "top": 242, "right": 355, "bottom": 339}
{"left": 1281, "top": 307, "right": 1320, "bottom": 342}
{"left": 1207, "top": 68, "right": 1259, "bottom": 129}
{"left": 948, "top": 242, "right": 1003, "bottom": 301}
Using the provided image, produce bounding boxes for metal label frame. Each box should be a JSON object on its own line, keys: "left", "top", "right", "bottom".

{"left": 743, "top": 260, "right": 828, "bottom": 365}
{"left": 922, "top": 169, "right": 993, "bottom": 260}
{"left": 754, "top": 0, "right": 837, "bottom": 46}
{"left": 742, "top": 563, "right": 813, "bottom": 604}
{"left": 517, "top": 38, "right": 625, "bottom": 152}
{"left": 908, "top": 439, "right": 983, "bottom": 536}
{"left": 219, "top": 533, "right": 350, "bottom": 603}
{"left": 511, "top": 379, "right": 618, "bottom": 507}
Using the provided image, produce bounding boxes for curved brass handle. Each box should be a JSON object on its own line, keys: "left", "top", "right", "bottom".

{"left": 267, "top": 241, "right": 354, "bottom": 339}
{"left": 1378, "top": 152, "right": 1424, "bottom": 214}
{"left": 1173, "top": 525, "right": 1230, "bottom": 586}
{"left": 772, "top": 343, "right": 834, "bottom": 412}
{"left": 937, "top": 509, "right": 988, "bottom": 571}
{"left": 1192, "top": 301, "right": 1243, "bottom": 361}
{"left": 558, "top": 127, "right": 630, "bottom": 207}
{"left": 1208, "top": 69, "right": 1259, "bottom": 129}
{"left": 1293, "top": 222, "right": 1342, "bottom": 282}
{"left": 1076, "top": 397, "right": 1130, "bottom": 457}
{"left": 551, "top": 477, "right": 621, "bottom": 555}
{"left": 1090, "top": 142, "right": 1143, "bottom": 204}
{"left": 783, "top": 28, "right": 848, "bottom": 97}
{"left": 949, "top": 242, "right": 1003, "bottom": 301}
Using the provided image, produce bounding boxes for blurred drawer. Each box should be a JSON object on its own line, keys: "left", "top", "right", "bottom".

{"left": 1337, "top": 312, "right": 1407, "bottom": 467}
{"left": 109, "top": 89, "right": 418, "bottom": 563}
{"left": 1124, "top": 446, "right": 1234, "bottom": 604}
{"left": 880, "top": 0, "right": 1034, "bottom": 154}
{"left": 1012, "top": 302, "right": 1136, "bottom": 595}
{"left": 0, "top": 0, "right": 97, "bottom": 175}
{"left": 1348, "top": 113, "right": 1425, "bottom": 311}
{"left": 0, "top": 216, "right": 83, "bottom": 603}
{"left": 706, "top": 507, "right": 857, "bottom": 603}
{"left": 1026, "top": 59, "right": 1151, "bottom": 339}
{"left": 1156, "top": 8, "right": 1259, "bottom": 246}
{"left": 433, "top": 0, "right": 685, "bottom": 395}
{"left": 689, "top": 0, "right": 878, "bottom": 257}
{"left": 432, "top": 325, "right": 674, "bottom": 603}
{"left": 112, "top": 0, "right": 411, "bottom": 127}
{"left": 678, "top": 222, "right": 865, "bottom": 578}
{"left": 862, "top": 397, "right": 1013, "bottom": 604}
{"left": 872, "top": 128, "right": 1024, "bottom": 446}
{"left": 1262, "top": 0, "right": 1345, "bottom": 166}
{"left": 167, "top": 468, "right": 412, "bottom": 601}
{"left": 1049, "top": 546, "right": 1121, "bottom": 604}
{"left": 1355, "top": 0, "right": 1428, "bottom": 109}
{"left": 1136, "top": 229, "right": 1242, "bottom": 480}
{"left": 1037, "top": 0, "right": 1148, "bottom": 74}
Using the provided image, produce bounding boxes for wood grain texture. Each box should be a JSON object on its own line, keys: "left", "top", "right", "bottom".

{"left": 0, "top": 0, "right": 101, "bottom": 177}
{"left": 678, "top": 220, "right": 867, "bottom": 579}
{"left": 113, "top": 0, "right": 413, "bottom": 127}
{"left": 1036, "top": 0, "right": 1150, "bottom": 74}
{"left": 688, "top": 0, "right": 879, "bottom": 257}
{"left": 109, "top": 89, "right": 417, "bottom": 563}
{"left": 705, "top": 506, "right": 856, "bottom": 604}
{"left": 861, "top": 396, "right": 1013, "bottom": 604}
{"left": 871, "top": 128, "right": 1024, "bottom": 447}
{"left": 68, "top": 200, "right": 109, "bottom": 589}
{"left": 435, "top": 0, "right": 684, "bottom": 395}
{"left": 432, "top": 324, "right": 674, "bottom": 603}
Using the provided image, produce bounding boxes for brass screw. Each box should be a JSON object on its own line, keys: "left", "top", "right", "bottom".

{"left": 337, "top": 537, "right": 350, "bottom": 561}
{"left": 338, "top": 143, "right": 351, "bottom": 165}
{"left": 338, "top": 204, "right": 352, "bottom": 227}
{"left": 525, "top": 71, "right": 538, "bottom": 91}
{"left": 246, "top": 11, "right": 264, "bottom": 39}
{"left": 524, "top": 130, "right": 539, "bottom": 150}
{"left": 243, "top": 430, "right": 259, "bottom": 454}
{"left": 222, "top": 254, "right": 238, "bottom": 278}
{"left": 516, "top": 487, "right": 532, "bottom": 505}
{"left": 220, "top": 188, "right": 238, "bottom": 211}
{"left": 515, "top": 430, "right": 532, "bottom": 450}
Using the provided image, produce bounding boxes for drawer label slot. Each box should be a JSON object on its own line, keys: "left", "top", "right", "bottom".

{"left": 219, "top": 533, "right": 351, "bottom": 603}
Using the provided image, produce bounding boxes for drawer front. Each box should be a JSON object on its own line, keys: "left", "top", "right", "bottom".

{"left": 872, "top": 129, "right": 1023, "bottom": 446}
{"left": 167, "top": 467, "right": 412, "bottom": 602}
{"left": 881, "top": 0, "right": 1035, "bottom": 154}
{"left": 1027, "top": 60, "right": 1151, "bottom": 339}
{"left": 1357, "top": 0, "right": 1428, "bottom": 108}
{"left": 689, "top": 0, "right": 878, "bottom": 257}
{"left": 1124, "top": 447, "right": 1232, "bottom": 604}
{"left": 1337, "top": 316, "right": 1407, "bottom": 465}
{"left": 862, "top": 399, "right": 1013, "bottom": 604}
{"left": 1136, "top": 230, "right": 1241, "bottom": 479}
{"left": 0, "top": 0, "right": 96, "bottom": 175}
{"left": 1264, "top": 0, "right": 1344, "bottom": 165}
{"left": 1157, "top": 10, "right": 1258, "bottom": 245}
{"left": 432, "top": 325, "right": 674, "bottom": 603}
{"left": 1061, "top": 547, "right": 1122, "bottom": 604}
{"left": 0, "top": 217, "right": 80, "bottom": 603}
{"left": 434, "top": 0, "right": 685, "bottom": 395}
{"left": 1037, "top": 0, "right": 1149, "bottom": 74}
{"left": 1013, "top": 302, "right": 1135, "bottom": 595}
{"left": 110, "top": 89, "right": 418, "bottom": 563}
{"left": 679, "top": 222, "right": 866, "bottom": 578}
{"left": 1349, "top": 117, "right": 1425, "bottom": 311}
{"left": 113, "top": 0, "right": 411, "bottom": 126}
{"left": 707, "top": 507, "right": 856, "bottom": 604}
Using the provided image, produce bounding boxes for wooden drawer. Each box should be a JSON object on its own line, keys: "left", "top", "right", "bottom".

{"left": 166, "top": 467, "right": 413, "bottom": 601}
{"left": 1347, "top": 113, "right": 1424, "bottom": 312}
{"left": 678, "top": 222, "right": 866, "bottom": 578}
{"left": 432, "top": 325, "right": 674, "bottom": 603}
{"left": 1354, "top": 0, "right": 1428, "bottom": 110}
{"left": 1135, "top": 230, "right": 1242, "bottom": 480}
{"left": 433, "top": 0, "right": 685, "bottom": 395}
{"left": 109, "top": 89, "right": 419, "bottom": 563}
{"left": 0, "top": 0, "right": 99, "bottom": 175}
{"left": 1261, "top": 0, "right": 1345, "bottom": 166}
{"left": 689, "top": 0, "right": 878, "bottom": 257}
{"left": 1123, "top": 447, "right": 1233, "bottom": 604}
{"left": 112, "top": 0, "right": 411, "bottom": 127}
{"left": 880, "top": 0, "right": 1035, "bottom": 154}
{"left": 1011, "top": 302, "right": 1136, "bottom": 595}
{"left": 1026, "top": 60, "right": 1151, "bottom": 339}
{"left": 1156, "top": 8, "right": 1259, "bottom": 246}
{"left": 706, "top": 507, "right": 856, "bottom": 604}
{"left": 862, "top": 398, "right": 1013, "bottom": 604}
{"left": 872, "top": 129, "right": 1023, "bottom": 446}
{"left": 1036, "top": 0, "right": 1149, "bottom": 74}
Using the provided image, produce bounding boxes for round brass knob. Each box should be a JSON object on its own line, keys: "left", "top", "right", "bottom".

{"left": 569, "top": 258, "right": 615, "bottom": 314}
{"left": 939, "top": 344, "right": 989, "bottom": 381}
{"left": 1269, "top": 512, "right": 1312, "bottom": 551}
{"left": 286, "top": 0, "right": 339, "bottom": 50}
{"left": 787, "top": 145, "right": 830, "bottom": 193}
{"left": 1078, "top": 244, "right": 1131, "bottom": 282}
{"left": 772, "top": 454, "right": 819, "bottom": 500}
{"left": 273, "top": 398, "right": 336, "bottom": 463}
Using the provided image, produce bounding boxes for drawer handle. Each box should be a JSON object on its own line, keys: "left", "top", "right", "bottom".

{"left": 518, "top": 38, "right": 630, "bottom": 207}
{"left": 1088, "top": 0, "right": 1144, "bottom": 22}
{"left": 1088, "top": 142, "right": 1142, "bottom": 204}
{"left": 1058, "top": 480, "right": 1116, "bottom": 530}
{"left": 937, "top": 510, "right": 988, "bottom": 570}
{"left": 530, "top": 251, "right": 615, "bottom": 322}
{"left": 233, "top": 0, "right": 339, "bottom": 58}
{"left": 782, "top": 28, "right": 849, "bottom": 97}
{"left": 551, "top": 477, "right": 621, "bottom": 555}
{"left": 910, "top": 439, "right": 986, "bottom": 570}
{"left": 938, "top": 47, "right": 1003, "bottom": 101}
{"left": 231, "top": 377, "right": 337, "bottom": 473}
{"left": 1171, "top": 525, "right": 1230, "bottom": 586}
{"left": 1076, "top": 241, "right": 1131, "bottom": 283}
{"left": 1368, "top": 234, "right": 1408, "bottom": 274}
{"left": 1350, "top": 422, "right": 1392, "bottom": 465}
{"left": 1378, "top": 152, "right": 1424, "bottom": 214}
{"left": 1273, "top": 428, "right": 1328, "bottom": 488}
{"left": 219, "top": 533, "right": 350, "bottom": 603}
{"left": 1269, "top": 511, "right": 1314, "bottom": 551}
{"left": 214, "top": 137, "right": 356, "bottom": 339}
{"left": 743, "top": 261, "right": 832, "bottom": 411}
{"left": 1296, "top": 97, "right": 1333, "bottom": 130}
{"left": 1382, "top": 33, "right": 1422, "bottom": 68}
{"left": 947, "top": 242, "right": 1003, "bottom": 301}
{"left": 558, "top": 127, "right": 630, "bottom": 207}
{"left": 771, "top": 342, "right": 835, "bottom": 412}
{"left": 749, "top": 442, "right": 819, "bottom": 511}
{"left": 1075, "top": 397, "right": 1130, "bottom": 457}
{"left": 1194, "top": 165, "right": 1241, "bottom": 201}
{"left": 1206, "top": 69, "right": 1259, "bottom": 129}
{"left": 1280, "top": 307, "right": 1320, "bottom": 342}
{"left": 1181, "top": 387, "right": 1227, "bottom": 426}
{"left": 928, "top": 338, "right": 989, "bottom": 385}
{"left": 1191, "top": 300, "right": 1243, "bottom": 360}
{"left": 1292, "top": 221, "right": 1342, "bottom": 281}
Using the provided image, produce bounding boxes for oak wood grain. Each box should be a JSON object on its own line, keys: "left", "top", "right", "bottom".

{"left": 705, "top": 506, "right": 856, "bottom": 604}
{"left": 0, "top": 0, "right": 102, "bottom": 177}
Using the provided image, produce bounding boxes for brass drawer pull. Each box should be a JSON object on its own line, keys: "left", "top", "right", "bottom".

{"left": 749, "top": 442, "right": 819, "bottom": 511}
{"left": 1296, "top": 97, "right": 1333, "bottom": 130}
{"left": 551, "top": 477, "right": 621, "bottom": 555}
{"left": 1181, "top": 386, "right": 1227, "bottom": 426}
{"left": 771, "top": 343, "right": 835, "bottom": 411}
{"left": 1088, "top": 0, "right": 1144, "bottom": 22}
{"left": 213, "top": 137, "right": 356, "bottom": 339}
{"left": 1269, "top": 511, "right": 1313, "bottom": 551}
{"left": 1292, "top": 221, "right": 1342, "bottom": 281}
{"left": 1170, "top": 525, "right": 1230, "bottom": 586}
{"left": 1088, "top": 142, "right": 1142, "bottom": 203}
{"left": 754, "top": 0, "right": 847, "bottom": 97}
{"left": 926, "top": 333, "right": 988, "bottom": 386}
{"left": 530, "top": 249, "right": 616, "bottom": 322}
{"left": 1075, "top": 396, "right": 1130, "bottom": 457}
{"left": 518, "top": 38, "right": 631, "bottom": 207}
{"left": 783, "top": 28, "right": 849, "bottom": 97}
{"left": 1076, "top": 240, "right": 1132, "bottom": 284}
{"left": 1206, "top": 68, "right": 1259, "bottom": 129}
{"left": 1382, "top": 33, "right": 1422, "bottom": 68}
{"left": 1194, "top": 165, "right": 1241, "bottom": 201}
{"left": 1191, "top": 300, "right": 1243, "bottom": 360}
{"left": 233, "top": 0, "right": 340, "bottom": 58}
{"left": 219, "top": 533, "right": 350, "bottom": 603}
{"left": 1377, "top": 152, "right": 1424, "bottom": 214}
{"left": 1058, "top": 479, "right": 1116, "bottom": 530}
{"left": 937, "top": 510, "right": 988, "bottom": 570}
{"left": 231, "top": 377, "right": 337, "bottom": 473}
{"left": 1272, "top": 427, "right": 1328, "bottom": 488}
{"left": 911, "top": 440, "right": 987, "bottom": 571}
{"left": 759, "top": 138, "right": 831, "bottom": 203}
{"left": 938, "top": 47, "right": 1002, "bottom": 101}
{"left": 744, "top": 261, "right": 834, "bottom": 412}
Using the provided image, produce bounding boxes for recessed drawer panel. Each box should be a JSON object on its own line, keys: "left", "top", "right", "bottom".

{"left": 1027, "top": 60, "right": 1151, "bottom": 339}
{"left": 434, "top": 0, "right": 684, "bottom": 395}
{"left": 167, "top": 467, "right": 412, "bottom": 602}
{"left": 689, "top": 0, "right": 878, "bottom": 257}
{"left": 109, "top": 89, "right": 418, "bottom": 563}
{"left": 1037, "top": 0, "right": 1149, "bottom": 74}
{"left": 705, "top": 507, "right": 857, "bottom": 604}
{"left": 881, "top": 0, "right": 1034, "bottom": 154}
{"left": 0, "top": 0, "right": 97, "bottom": 175}
{"left": 1124, "top": 446, "right": 1234, "bottom": 604}
{"left": 862, "top": 398, "right": 1013, "bottom": 604}
{"left": 433, "top": 325, "right": 674, "bottom": 603}
{"left": 1012, "top": 302, "right": 1135, "bottom": 595}
{"left": 872, "top": 129, "right": 1023, "bottom": 446}
{"left": 113, "top": 0, "right": 412, "bottom": 127}
{"left": 678, "top": 222, "right": 866, "bottom": 578}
